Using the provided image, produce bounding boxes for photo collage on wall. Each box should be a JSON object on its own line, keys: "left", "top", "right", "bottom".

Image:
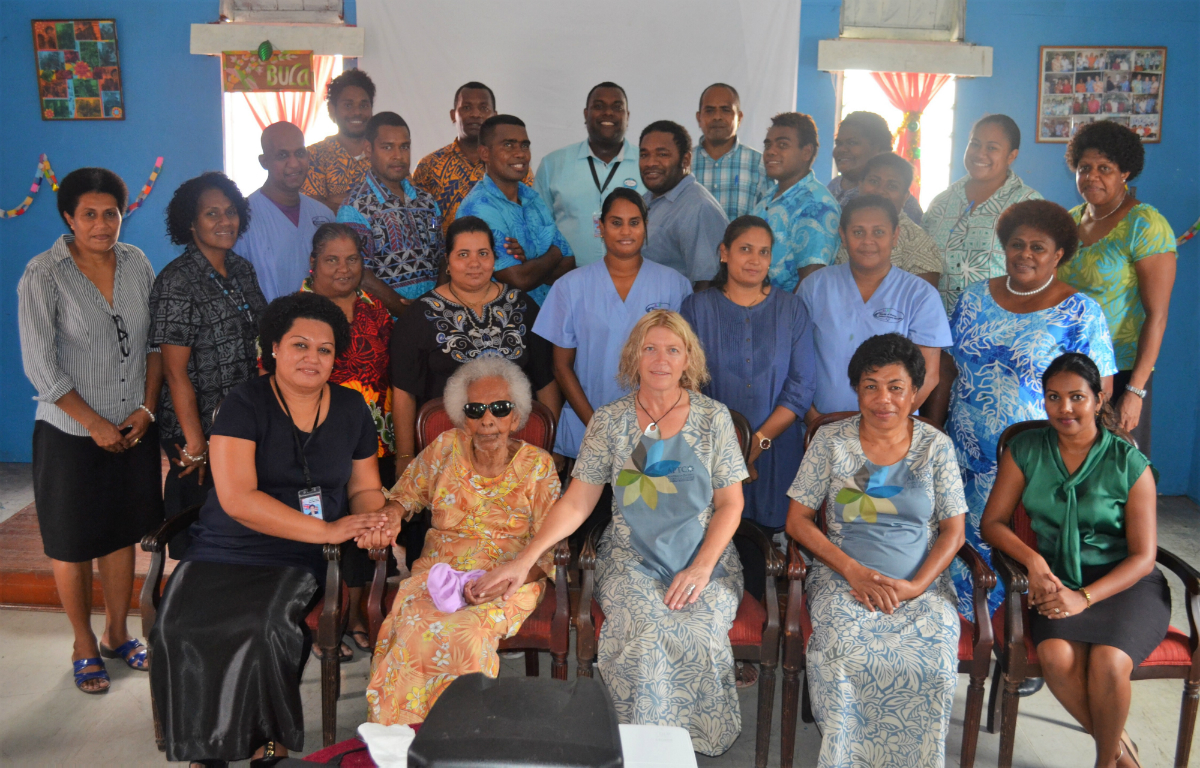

{"left": 1038, "top": 46, "right": 1165, "bottom": 143}
{"left": 33, "top": 19, "right": 124, "bottom": 121}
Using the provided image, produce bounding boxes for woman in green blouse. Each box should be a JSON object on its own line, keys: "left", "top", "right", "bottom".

{"left": 982, "top": 352, "right": 1167, "bottom": 768}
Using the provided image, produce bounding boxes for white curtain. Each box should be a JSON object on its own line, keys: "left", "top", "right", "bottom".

{"left": 358, "top": 0, "right": 801, "bottom": 167}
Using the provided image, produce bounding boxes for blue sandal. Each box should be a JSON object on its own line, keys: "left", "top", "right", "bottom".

{"left": 73, "top": 657, "right": 110, "bottom": 694}
{"left": 100, "top": 638, "right": 148, "bottom": 671}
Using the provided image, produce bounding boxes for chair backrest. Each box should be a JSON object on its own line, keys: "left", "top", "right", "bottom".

{"left": 728, "top": 408, "right": 752, "bottom": 463}
{"left": 416, "top": 397, "right": 557, "bottom": 453}
{"left": 995, "top": 419, "right": 1047, "bottom": 548}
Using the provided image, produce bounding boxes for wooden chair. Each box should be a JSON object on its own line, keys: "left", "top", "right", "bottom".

{"left": 780, "top": 411, "right": 997, "bottom": 768}
{"left": 364, "top": 397, "right": 572, "bottom": 680}
{"left": 574, "top": 409, "right": 783, "bottom": 768}
{"left": 139, "top": 507, "right": 349, "bottom": 749}
{"left": 987, "top": 419, "right": 1200, "bottom": 768}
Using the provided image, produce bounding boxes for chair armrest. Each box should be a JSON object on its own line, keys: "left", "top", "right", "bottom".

{"left": 577, "top": 518, "right": 609, "bottom": 666}
{"left": 991, "top": 548, "right": 1029, "bottom": 594}
{"left": 366, "top": 547, "right": 390, "bottom": 646}
{"left": 956, "top": 543, "right": 997, "bottom": 591}
{"left": 735, "top": 520, "right": 784, "bottom": 578}
{"left": 955, "top": 543, "right": 995, "bottom": 664}
{"left": 550, "top": 539, "right": 571, "bottom": 656}
{"left": 139, "top": 505, "right": 202, "bottom": 638}
{"left": 782, "top": 537, "right": 809, "bottom": 670}
{"left": 1156, "top": 546, "right": 1200, "bottom": 649}
{"left": 318, "top": 545, "right": 343, "bottom": 651}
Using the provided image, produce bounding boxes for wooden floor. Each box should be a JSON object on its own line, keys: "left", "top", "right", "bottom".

{"left": 0, "top": 503, "right": 172, "bottom": 612}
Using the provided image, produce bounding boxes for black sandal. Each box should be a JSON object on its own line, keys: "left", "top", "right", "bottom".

{"left": 347, "top": 629, "right": 372, "bottom": 651}
{"left": 311, "top": 642, "right": 353, "bottom": 662}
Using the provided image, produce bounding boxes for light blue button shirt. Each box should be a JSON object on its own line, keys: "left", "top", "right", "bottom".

{"left": 534, "top": 139, "right": 645, "bottom": 267}
{"left": 532, "top": 258, "right": 693, "bottom": 457}
{"left": 457, "top": 175, "right": 573, "bottom": 305}
{"left": 753, "top": 171, "right": 842, "bottom": 292}
{"left": 236, "top": 190, "right": 334, "bottom": 301}
{"left": 799, "top": 263, "right": 951, "bottom": 414}
{"left": 642, "top": 175, "right": 728, "bottom": 283}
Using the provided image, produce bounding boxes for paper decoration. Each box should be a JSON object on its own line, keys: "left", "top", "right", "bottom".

{"left": 1037, "top": 46, "right": 1166, "bottom": 143}
{"left": 33, "top": 19, "right": 125, "bottom": 121}
{"left": 1177, "top": 216, "right": 1199, "bottom": 247}
{"left": 2, "top": 155, "right": 162, "bottom": 219}
{"left": 222, "top": 48, "right": 314, "bottom": 92}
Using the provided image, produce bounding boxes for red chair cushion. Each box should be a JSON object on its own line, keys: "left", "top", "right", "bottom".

{"left": 1140, "top": 627, "right": 1193, "bottom": 667}
{"left": 590, "top": 591, "right": 764, "bottom": 646}
{"left": 304, "top": 582, "right": 351, "bottom": 633}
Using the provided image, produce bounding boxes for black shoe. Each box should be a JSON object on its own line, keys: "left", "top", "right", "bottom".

{"left": 1017, "top": 677, "right": 1044, "bottom": 697}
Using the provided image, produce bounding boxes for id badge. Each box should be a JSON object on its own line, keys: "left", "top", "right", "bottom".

{"left": 299, "top": 486, "right": 324, "bottom": 520}
{"left": 592, "top": 212, "right": 603, "bottom": 237}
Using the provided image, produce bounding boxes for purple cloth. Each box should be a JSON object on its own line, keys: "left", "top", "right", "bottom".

{"left": 426, "top": 562, "right": 486, "bottom": 613}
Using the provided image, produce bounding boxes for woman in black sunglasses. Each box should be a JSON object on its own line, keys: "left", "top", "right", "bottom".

{"left": 366, "top": 356, "right": 562, "bottom": 725}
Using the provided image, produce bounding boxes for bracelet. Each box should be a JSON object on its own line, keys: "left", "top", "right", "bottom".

{"left": 181, "top": 445, "right": 207, "bottom": 464}
{"left": 137, "top": 404, "right": 156, "bottom": 422}
{"left": 1079, "top": 587, "right": 1091, "bottom": 608}
{"left": 1124, "top": 383, "right": 1147, "bottom": 399}
{"left": 395, "top": 454, "right": 414, "bottom": 460}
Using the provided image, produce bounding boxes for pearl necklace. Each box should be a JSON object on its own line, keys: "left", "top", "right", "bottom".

{"left": 1006, "top": 274, "right": 1056, "bottom": 297}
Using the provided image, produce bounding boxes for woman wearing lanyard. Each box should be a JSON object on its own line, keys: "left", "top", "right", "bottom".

{"left": 149, "top": 293, "right": 391, "bottom": 766}
{"left": 150, "top": 172, "right": 268, "bottom": 558}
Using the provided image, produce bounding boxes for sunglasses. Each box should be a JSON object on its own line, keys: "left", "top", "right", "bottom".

{"left": 463, "top": 400, "right": 515, "bottom": 419}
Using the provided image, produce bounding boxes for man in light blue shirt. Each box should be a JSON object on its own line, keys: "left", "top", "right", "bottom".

{"left": 692, "top": 83, "right": 773, "bottom": 219}
{"left": 752, "top": 112, "right": 842, "bottom": 292}
{"left": 236, "top": 122, "right": 334, "bottom": 301}
{"left": 534, "top": 82, "right": 645, "bottom": 267}
{"left": 457, "top": 115, "right": 574, "bottom": 305}
{"left": 639, "top": 121, "right": 728, "bottom": 285}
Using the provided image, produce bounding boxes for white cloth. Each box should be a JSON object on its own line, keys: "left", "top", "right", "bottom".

{"left": 357, "top": 722, "right": 416, "bottom": 768}
{"left": 235, "top": 190, "right": 334, "bottom": 302}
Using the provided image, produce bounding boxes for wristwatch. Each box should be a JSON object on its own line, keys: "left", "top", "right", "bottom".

{"left": 1124, "top": 383, "right": 1147, "bottom": 399}
{"left": 754, "top": 431, "right": 772, "bottom": 451}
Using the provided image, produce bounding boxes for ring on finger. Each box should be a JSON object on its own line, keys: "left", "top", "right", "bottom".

{"left": 685, "top": 584, "right": 696, "bottom": 595}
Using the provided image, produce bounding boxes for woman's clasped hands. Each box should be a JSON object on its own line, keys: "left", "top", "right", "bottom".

{"left": 846, "top": 564, "right": 922, "bottom": 614}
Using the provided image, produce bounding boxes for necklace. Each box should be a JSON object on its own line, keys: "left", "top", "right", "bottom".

{"left": 723, "top": 286, "right": 768, "bottom": 308}
{"left": 1006, "top": 273, "right": 1056, "bottom": 297}
{"left": 636, "top": 389, "right": 685, "bottom": 437}
{"left": 1087, "top": 188, "right": 1128, "bottom": 222}
{"left": 447, "top": 281, "right": 496, "bottom": 316}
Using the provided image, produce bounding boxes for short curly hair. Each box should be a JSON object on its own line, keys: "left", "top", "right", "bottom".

{"left": 165, "top": 172, "right": 250, "bottom": 246}
{"left": 258, "top": 293, "right": 352, "bottom": 375}
{"left": 996, "top": 199, "right": 1080, "bottom": 265}
{"left": 1065, "top": 119, "right": 1144, "bottom": 181}
{"left": 57, "top": 167, "right": 128, "bottom": 224}
{"left": 848, "top": 333, "right": 926, "bottom": 390}
{"left": 326, "top": 68, "right": 376, "bottom": 107}
{"left": 443, "top": 357, "right": 533, "bottom": 430}
{"left": 617, "top": 310, "right": 710, "bottom": 391}
{"left": 838, "top": 111, "right": 893, "bottom": 151}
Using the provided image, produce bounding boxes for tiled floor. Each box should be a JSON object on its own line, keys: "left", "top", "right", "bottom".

{"left": 0, "top": 463, "right": 34, "bottom": 525}
{"left": 1, "top": 495, "right": 1197, "bottom": 766}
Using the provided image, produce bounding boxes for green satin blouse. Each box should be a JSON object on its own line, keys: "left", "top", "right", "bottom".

{"left": 1009, "top": 426, "right": 1153, "bottom": 590}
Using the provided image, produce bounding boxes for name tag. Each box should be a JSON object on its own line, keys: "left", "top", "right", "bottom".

{"left": 299, "top": 487, "right": 324, "bottom": 520}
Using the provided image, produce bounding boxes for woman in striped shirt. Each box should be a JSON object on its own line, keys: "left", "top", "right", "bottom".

{"left": 18, "top": 168, "right": 165, "bottom": 694}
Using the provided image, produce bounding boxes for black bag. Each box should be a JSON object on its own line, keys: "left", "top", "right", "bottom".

{"left": 408, "top": 673, "right": 623, "bottom": 768}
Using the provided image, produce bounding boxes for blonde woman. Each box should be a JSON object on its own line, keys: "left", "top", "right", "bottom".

{"left": 476, "top": 310, "right": 748, "bottom": 755}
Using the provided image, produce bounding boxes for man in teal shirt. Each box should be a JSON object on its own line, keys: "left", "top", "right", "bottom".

{"left": 534, "top": 82, "right": 645, "bottom": 267}
{"left": 458, "top": 115, "right": 574, "bottom": 304}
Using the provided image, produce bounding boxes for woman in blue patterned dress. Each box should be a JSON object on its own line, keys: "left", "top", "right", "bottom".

{"left": 475, "top": 310, "right": 748, "bottom": 755}
{"left": 946, "top": 200, "right": 1116, "bottom": 618}
{"left": 787, "top": 333, "right": 967, "bottom": 768}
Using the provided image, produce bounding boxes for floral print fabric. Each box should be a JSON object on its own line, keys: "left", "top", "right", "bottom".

{"left": 946, "top": 281, "right": 1116, "bottom": 617}
{"left": 572, "top": 393, "right": 748, "bottom": 755}
{"left": 787, "top": 416, "right": 965, "bottom": 768}
{"left": 366, "top": 429, "right": 560, "bottom": 725}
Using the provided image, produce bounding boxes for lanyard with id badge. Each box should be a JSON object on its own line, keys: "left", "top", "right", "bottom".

{"left": 588, "top": 156, "right": 622, "bottom": 238}
{"left": 272, "top": 377, "right": 325, "bottom": 520}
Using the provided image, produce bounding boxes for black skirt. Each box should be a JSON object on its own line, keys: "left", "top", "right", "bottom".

{"left": 32, "top": 420, "right": 164, "bottom": 562}
{"left": 149, "top": 559, "right": 318, "bottom": 762}
{"left": 1030, "top": 562, "right": 1171, "bottom": 667}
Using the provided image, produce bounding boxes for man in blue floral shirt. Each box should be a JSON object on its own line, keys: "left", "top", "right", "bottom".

{"left": 752, "top": 112, "right": 841, "bottom": 292}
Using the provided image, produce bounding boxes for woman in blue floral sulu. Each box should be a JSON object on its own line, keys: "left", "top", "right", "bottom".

{"left": 786, "top": 333, "right": 968, "bottom": 768}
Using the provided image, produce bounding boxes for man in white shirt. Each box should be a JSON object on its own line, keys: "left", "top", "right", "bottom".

{"left": 534, "top": 82, "right": 645, "bottom": 267}
{"left": 236, "top": 122, "right": 335, "bottom": 301}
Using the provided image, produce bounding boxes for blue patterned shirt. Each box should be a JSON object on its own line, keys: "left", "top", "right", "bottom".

{"left": 693, "top": 141, "right": 773, "bottom": 220}
{"left": 752, "top": 171, "right": 842, "bottom": 292}
{"left": 456, "top": 175, "right": 574, "bottom": 305}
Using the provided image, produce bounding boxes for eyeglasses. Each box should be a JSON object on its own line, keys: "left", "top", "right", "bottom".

{"left": 111, "top": 313, "right": 130, "bottom": 358}
{"left": 463, "top": 400, "right": 515, "bottom": 419}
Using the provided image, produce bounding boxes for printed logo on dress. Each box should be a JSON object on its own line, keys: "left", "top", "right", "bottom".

{"left": 836, "top": 465, "right": 902, "bottom": 523}
{"left": 617, "top": 439, "right": 678, "bottom": 509}
{"left": 872, "top": 307, "right": 905, "bottom": 323}
{"left": 645, "top": 302, "right": 671, "bottom": 312}
{"left": 623, "top": 178, "right": 639, "bottom": 187}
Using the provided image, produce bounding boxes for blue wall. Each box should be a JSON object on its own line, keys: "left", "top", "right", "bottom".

{"left": 3, "top": 0, "right": 1198, "bottom": 497}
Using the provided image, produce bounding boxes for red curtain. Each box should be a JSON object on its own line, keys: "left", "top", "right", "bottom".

{"left": 870, "top": 72, "right": 952, "bottom": 198}
{"left": 240, "top": 55, "right": 338, "bottom": 134}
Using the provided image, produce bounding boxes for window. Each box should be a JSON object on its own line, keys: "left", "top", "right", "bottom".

{"left": 221, "top": 56, "right": 343, "bottom": 195}
{"left": 835, "top": 69, "right": 956, "bottom": 211}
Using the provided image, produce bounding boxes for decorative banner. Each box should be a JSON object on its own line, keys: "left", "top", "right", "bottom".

{"left": 2, "top": 155, "right": 162, "bottom": 219}
{"left": 1177, "top": 216, "right": 1200, "bottom": 246}
{"left": 33, "top": 19, "right": 125, "bottom": 121}
{"left": 222, "top": 48, "right": 314, "bottom": 93}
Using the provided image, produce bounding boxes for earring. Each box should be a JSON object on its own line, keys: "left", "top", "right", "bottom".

{"left": 271, "top": 352, "right": 276, "bottom": 357}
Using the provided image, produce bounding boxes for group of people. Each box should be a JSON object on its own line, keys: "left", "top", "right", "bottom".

{"left": 17, "top": 68, "right": 1179, "bottom": 768}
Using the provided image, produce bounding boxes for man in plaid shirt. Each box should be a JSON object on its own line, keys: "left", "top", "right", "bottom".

{"left": 692, "top": 83, "right": 773, "bottom": 220}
